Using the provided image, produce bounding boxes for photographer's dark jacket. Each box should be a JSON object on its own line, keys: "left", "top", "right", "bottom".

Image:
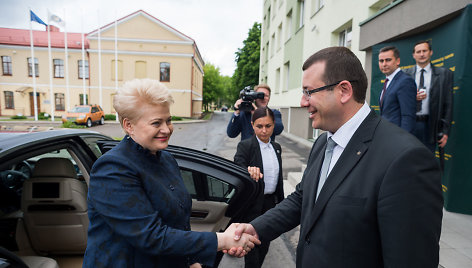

{"left": 227, "top": 109, "right": 284, "bottom": 141}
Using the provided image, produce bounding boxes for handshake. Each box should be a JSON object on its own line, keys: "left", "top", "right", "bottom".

{"left": 217, "top": 223, "right": 259, "bottom": 257}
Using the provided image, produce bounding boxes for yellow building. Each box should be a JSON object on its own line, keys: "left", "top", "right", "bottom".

{"left": 0, "top": 10, "right": 204, "bottom": 118}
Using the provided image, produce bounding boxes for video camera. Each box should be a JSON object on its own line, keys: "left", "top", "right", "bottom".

{"left": 237, "top": 86, "right": 265, "bottom": 112}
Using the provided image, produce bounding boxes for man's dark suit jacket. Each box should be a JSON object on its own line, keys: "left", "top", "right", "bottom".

{"left": 404, "top": 65, "right": 454, "bottom": 143}
{"left": 250, "top": 111, "right": 443, "bottom": 268}
{"left": 234, "top": 135, "right": 284, "bottom": 222}
{"left": 379, "top": 70, "right": 417, "bottom": 133}
{"left": 227, "top": 109, "right": 284, "bottom": 141}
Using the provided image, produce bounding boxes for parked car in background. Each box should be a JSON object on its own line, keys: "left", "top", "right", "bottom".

{"left": 0, "top": 129, "right": 257, "bottom": 267}
{"left": 221, "top": 106, "right": 228, "bottom": 112}
{"left": 61, "top": 105, "right": 105, "bottom": 127}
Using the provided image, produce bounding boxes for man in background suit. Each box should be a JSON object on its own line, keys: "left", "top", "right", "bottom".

{"left": 229, "top": 47, "right": 443, "bottom": 267}
{"left": 404, "top": 40, "right": 454, "bottom": 152}
{"left": 378, "top": 46, "right": 417, "bottom": 133}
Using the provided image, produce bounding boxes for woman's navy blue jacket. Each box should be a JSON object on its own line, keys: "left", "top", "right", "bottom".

{"left": 83, "top": 136, "right": 217, "bottom": 267}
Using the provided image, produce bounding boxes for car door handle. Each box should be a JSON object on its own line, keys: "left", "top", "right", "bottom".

{"left": 191, "top": 210, "right": 209, "bottom": 219}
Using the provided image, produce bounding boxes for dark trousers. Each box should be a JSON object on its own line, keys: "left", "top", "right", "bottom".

{"left": 413, "top": 119, "right": 436, "bottom": 152}
{"left": 244, "top": 194, "right": 277, "bottom": 268}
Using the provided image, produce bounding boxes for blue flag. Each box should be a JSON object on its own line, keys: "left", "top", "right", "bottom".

{"left": 30, "top": 10, "right": 47, "bottom": 26}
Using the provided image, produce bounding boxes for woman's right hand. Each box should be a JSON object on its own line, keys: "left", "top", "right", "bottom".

{"left": 247, "top": 166, "right": 263, "bottom": 182}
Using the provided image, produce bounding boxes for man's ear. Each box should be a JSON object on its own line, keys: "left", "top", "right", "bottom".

{"left": 339, "top": 81, "right": 353, "bottom": 104}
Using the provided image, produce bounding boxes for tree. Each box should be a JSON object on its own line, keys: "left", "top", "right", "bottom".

{"left": 232, "top": 22, "right": 261, "bottom": 102}
{"left": 202, "top": 63, "right": 223, "bottom": 111}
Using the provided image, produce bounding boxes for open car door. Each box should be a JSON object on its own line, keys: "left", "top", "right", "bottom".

{"left": 97, "top": 141, "right": 260, "bottom": 232}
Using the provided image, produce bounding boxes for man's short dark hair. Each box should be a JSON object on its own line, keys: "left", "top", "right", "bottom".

{"left": 302, "top": 46, "right": 368, "bottom": 103}
{"left": 254, "top": 84, "right": 271, "bottom": 95}
{"left": 413, "top": 40, "right": 432, "bottom": 53}
{"left": 379, "top": 46, "right": 400, "bottom": 59}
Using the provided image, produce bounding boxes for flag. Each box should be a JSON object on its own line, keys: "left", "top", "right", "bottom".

{"left": 30, "top": 10, "right": 47, "bottom": 26}
{"left": 48, "top": 11, "right": 65, "bottom": 27}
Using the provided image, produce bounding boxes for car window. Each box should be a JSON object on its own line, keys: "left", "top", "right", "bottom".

{"left": 91, "top": 107, "right": 98, "bottom": 113}
{"left": 180, "top": 168, "right": 235, "bottom": 203}
{"left": 82, "top": 137, "right": 106, "bottom": 158}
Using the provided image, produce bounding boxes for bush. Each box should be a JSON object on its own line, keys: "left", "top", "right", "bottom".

{"left": 171, "top": 116, "right": 182, "bottom": 121}
{"left": 38, "top": 112, "right": 50, "bottom": 120}
{"left": 104, "top": 114, "right": 116, "bottom": 121}
{"left": 11, "top": 115, "right": 27, "bottom": 120}
{"left": 61, "top": 121, "right": 86, "bottom": 129}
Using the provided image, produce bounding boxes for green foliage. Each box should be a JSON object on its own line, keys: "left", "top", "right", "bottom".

{"left": 203, "top": 63, "right": 224, "bottom": 111}
{"left": 171, "top": 116, "right": 182, "bottom": 121}
{"left": 232, "top": 22, "right": 261, "bottom": 101}
{"left": 38, "top": 112, "right": 50, "bottom": 120}
{"left": 11, "top": 115, "right": 27, "bottom": 119}
{"left": 61, "top": 121, "right": 86, "bottom": 129}
{"left": 104, "top": 114, "right": 116, "bottom": 121}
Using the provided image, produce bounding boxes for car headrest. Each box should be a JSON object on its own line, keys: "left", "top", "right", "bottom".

{"left": 32, "top": 158, "right": 77, "bottom": 179}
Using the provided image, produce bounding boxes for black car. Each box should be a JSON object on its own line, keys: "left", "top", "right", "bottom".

{"left": 0, "top": 129, "right": 258, "bottom": 267}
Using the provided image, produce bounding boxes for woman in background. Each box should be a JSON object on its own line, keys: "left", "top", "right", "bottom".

{"left": 234, "top": 106, "right": 284, "bottom": 268}
{"left": 83, "top": 79, "right": 259, "bottom": 268}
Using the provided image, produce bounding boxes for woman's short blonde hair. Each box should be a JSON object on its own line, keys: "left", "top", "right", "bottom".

{"left": 114, "top": 79, "right": 174, "bottom": 127}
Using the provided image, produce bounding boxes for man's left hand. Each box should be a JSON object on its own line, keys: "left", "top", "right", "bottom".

{"left": 438, "top": 134, "right": 448, "bottom": 148}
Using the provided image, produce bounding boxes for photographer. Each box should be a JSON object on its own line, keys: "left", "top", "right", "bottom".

{"left": 227, "top": 84, "right": 284, "bottom": 141}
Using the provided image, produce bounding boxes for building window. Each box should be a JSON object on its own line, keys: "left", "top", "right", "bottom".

{"left": 275, "top": 68, "right": 281, "bottom": 94}
{"left": 135, "top": 61, "right": 147, "bottom": 78}
{"left": 284, "top": 61, "right": 290, "bottom": 92}
{"left": 2, "top": 56, "right": 12, "bottom": 75}
{"left": 265, "top": 41, "right": 269, "bottom": 62}
{"left": 312, "top": 0, "right": 325, "bottom": 14}
{"left": 55, "top": 93, "right": 65, "bottom": 111}
{"left": 267, "top": 7, "right": 271, "bottom": 28}
{"left": 28, "top": 57, "right": 39, "bottom": 77}
{"left": 271, "top": 34, "right": 275, "bottom": 57}
{"left": 78, "top": 60, "right": 89, "bottom": 79}
{"left": 339, "top": 27, "right": 352, "bottom": 49}
{"left": 79, "top": 94, "right": 88, "bottom": 105}
{"left": 54, "top": 59, "right": 64, "bottom": 78}
{"left": 111, "top": 60, "right": 123, "bottom": 81}
{"left": 277, "top": 23, "right": 283, "bottom": 50}
{"left": 160, "top": 62, "right": 170, "bottom": 82}
{"left": 298, "top": 0, "right": 305, "bottom": 28}
{"left": 286, "top": 10, "right": 292, "bottom": 41}
{"left": 4, "top": 91, "right": 14, "bottom": 109}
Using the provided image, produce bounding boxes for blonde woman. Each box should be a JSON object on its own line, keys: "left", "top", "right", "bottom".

{"left": 83, "top": 79, "right": 259, "bottom": 268}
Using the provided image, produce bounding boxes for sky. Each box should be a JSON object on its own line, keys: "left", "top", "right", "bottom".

{"left": 0, "top": 0, "right": 263, "bottom": 76}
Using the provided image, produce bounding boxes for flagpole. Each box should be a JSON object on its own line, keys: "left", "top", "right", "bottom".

{"left": 47, "top": 10, "right": 55, "bottom": 121}
{"left": 98, "top": 10, "right": 102, "bottom": 107}
{"left": 81, "top": 9, "right": 86, "bottom": 105}
{"left": 29, "top": 9, "right": 39, "bottom": 121}
{"left": 114, "top": 10, "right": 119, "bottom": 122}
{"left": 64, "top": 8, "right": 70, "bottom": 111}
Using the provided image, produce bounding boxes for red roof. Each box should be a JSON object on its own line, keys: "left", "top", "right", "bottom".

{"left": 0, "top": 27, "right": 88, "bottom": 49}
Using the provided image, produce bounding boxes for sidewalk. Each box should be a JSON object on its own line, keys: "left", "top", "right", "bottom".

{"left": 283, "top": 132, "right": 472, "bottom": 268}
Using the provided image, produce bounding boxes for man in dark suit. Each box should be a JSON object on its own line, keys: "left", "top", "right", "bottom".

{"left": 378, "top": 46, "right": 417, "bottom": 133}
{"left": 229, "top": 47, "right": 443, "bottom": 267}
{"left": 227, "top": 84, "right": 284, "bottom": 141}
{"left": 404, "top": 40, "right": 454, "bottom": 152}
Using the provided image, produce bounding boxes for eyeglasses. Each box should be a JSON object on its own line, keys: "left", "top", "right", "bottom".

{"left": 302, "top": 80, "right": 358, "bottom": 99}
